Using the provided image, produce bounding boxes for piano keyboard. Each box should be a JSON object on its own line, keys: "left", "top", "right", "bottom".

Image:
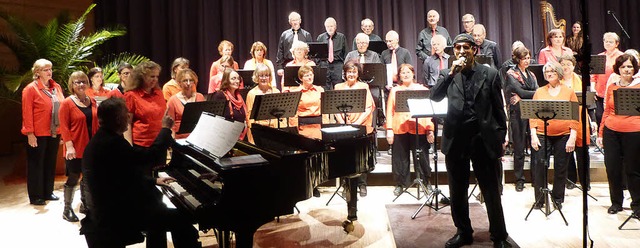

{"left": 159, "top": 172, "right": 203, "bottom": 209}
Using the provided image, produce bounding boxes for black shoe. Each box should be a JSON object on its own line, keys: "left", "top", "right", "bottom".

{"left": 45, "top": 194, "right": 59, "bottom": 201}
{"left": 566, "top": 182, "right": 575, "bottom": 190}
{"left": 555, "top": 201, "right": 563, "bottom": 210}
{"left": 515, "top": 181, "right": 524, "bottom": 192}
{"left": 359, "top": 185, "right": 367, "bottom": 197}
{"left": 393, "top": 186, "right": 403, "bottom": 196}
{"left": 387, "top": 148, "right": 392, "bottom": 155}
{"left": 607, "top": 205, "right": 623, "bottom": 214}
{"left": 63, "top": 207, "right": 79, "bottom": 222}
{"left": 313, "top": 188, "right": 321, "bottom": 198}
{"left": 30, "top": 199, "right": 46, "bottom": 205}
{"left": 493, "top": 240, "right": 512, "bottom": 248}
{"left": 445, "top": 233, "right": 473, "bottom": 248}
{"left": 440, "top": 197, "right": 451, "bottom": 205}
{"left": 533, "top": 202, "right": 543, "bottom": 209}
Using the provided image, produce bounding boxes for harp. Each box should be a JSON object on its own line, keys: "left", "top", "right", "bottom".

{"left": 540, "top": 1, "right": 566, "bottom": 38}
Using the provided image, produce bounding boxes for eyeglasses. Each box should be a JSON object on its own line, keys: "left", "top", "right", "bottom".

{"left": 544, "top": 70, "right": 557, "bottom": 74}
{"left": 258, "top": 74, "right": 271, "bottom": 78}
{"left": 454, "top": 44, "right": 472, "bottom": 50}
{"left": 120, "top": 72, "right": 130, "bottom": 75}
{"left": 385, "top": 40, "right": 395, "bottom": 43}
{"left": 41, "top": 68, "right": 53, "bottom": 72}
{"left": 73, "top": 80, "right": 87, "bottom": 85}
{"left": 181, "top": 79, "right": 195, "bottom": 83}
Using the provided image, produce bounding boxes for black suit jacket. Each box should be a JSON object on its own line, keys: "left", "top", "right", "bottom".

{"left": 430, "top": 62, "right": 507, "bottom": 159}
{"left": 80, "top": 127, "right": 173, "bottom": 244}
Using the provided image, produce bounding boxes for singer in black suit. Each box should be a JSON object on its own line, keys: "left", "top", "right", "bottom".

{"left": 80, "top": 98, "right": 200, "bottom": 248}
{"left": 430, "top": 34, "right": 510, "bottom": 248}
{"left": 276, "top": 12, "right": 313, "bottom": 74}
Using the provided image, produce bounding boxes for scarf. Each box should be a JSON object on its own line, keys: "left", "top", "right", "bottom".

{"left": 223, "top": 90, "right": 245, "bottom": 118}
{"left": 40, "top": 80, "right": 60, "bottom": 137}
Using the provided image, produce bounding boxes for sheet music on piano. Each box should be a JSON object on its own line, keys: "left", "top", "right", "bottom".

{"left": 181, "top": 113, "right": 245, "bottom": 158}
{"left": 407, "top": 97, "right": 448, "bottom": 117}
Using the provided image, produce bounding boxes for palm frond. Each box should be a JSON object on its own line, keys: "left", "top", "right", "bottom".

{"left": 101, "top": 53, "right": 150, "bottom": 85}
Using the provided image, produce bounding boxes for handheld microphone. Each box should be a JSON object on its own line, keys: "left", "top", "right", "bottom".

{"left": 607, "top": 10, "right": 613, "bottom": 15}
{"left": 451, "top": 56, "right": 467, "bottom": 73}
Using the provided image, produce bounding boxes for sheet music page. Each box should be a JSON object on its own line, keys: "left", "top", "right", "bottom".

{"left": 407, "top": 98, "right": 435, "bottom": 116}
{"left": 385, "top": 64, "right": 394, "bottom": 88}
{"left": 185, "top": 113, "right": 245, "bottom": 158}
{"left": 430, "top": 97, "right": 448, "bottom": 115}
{"left": 321, "top": 125, "right": 358, "bottom": 133}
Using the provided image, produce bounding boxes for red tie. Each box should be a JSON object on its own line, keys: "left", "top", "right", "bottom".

{"left": 328, "top": 36, "right": 334, "bottom": 63}
{"left": 439, "top": 56, "right": 445, "bottom": 70}
{"left": 391, "top": 49, "right": 398, "bottom": 81}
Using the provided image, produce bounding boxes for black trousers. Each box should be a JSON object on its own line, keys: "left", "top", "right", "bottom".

{"left": 391, "top": 133, "right": 431, "bottom": 187}
{"left": 603, "top": 127, "right": 640, "bottom": 210}
{"left": 26, "top": 136, "right": 60, "bottom": 201}
{"left": 595, "top": 96, "right": 604, "bottom": 131}
{"left": 509, "top": 109, "right": 530, "bottom": 183}
{"left": 445, "top": 131, "right": 508, "bottom": 241}
{"left": 319, "top": 61, "right": 344, "bottom": 89}
{"left": 532, "top": 134, "right": 570, "bottom": 203}
{"left": 566, "top": 145, "right": 590, "bottom": 188}
{"left": 84, "top": 208, "right": 199, "bottom": 248}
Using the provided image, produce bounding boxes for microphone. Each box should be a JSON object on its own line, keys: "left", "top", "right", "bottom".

{"left": 451, "top": 56, "right": 467, "bottom": 73}
{"left": 607, "top": 10, "right": 613, "bottom": 15}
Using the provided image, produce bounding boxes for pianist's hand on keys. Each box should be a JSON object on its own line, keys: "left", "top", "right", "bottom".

{"left": 156, "top": 176, "right": 176, "bottom": 186}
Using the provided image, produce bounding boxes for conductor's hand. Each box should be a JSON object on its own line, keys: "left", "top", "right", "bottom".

{"left": 531, "top": 135, "right": 541, "bottom": 151}
{"left": 162, "top": 112, "right": 174, "bottom": 129}
{"left": 156, "top": 176, "right": 175, "bottom": 186}
{"left": 426, "top": 131, "right": 434, "bottom": 144}
{"left": 386, "top": 130, "right": 394, "bottom": 145}
{"left": 596, "top": 137, "right": 603, "bottom": 148}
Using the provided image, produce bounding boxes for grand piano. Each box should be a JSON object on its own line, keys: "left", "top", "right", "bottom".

{"left": 162, "top": 123, "right": 376, "bottom": 247}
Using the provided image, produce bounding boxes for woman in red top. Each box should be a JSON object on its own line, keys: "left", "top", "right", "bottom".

{"left": 21, "top": 59, "right": 65, "bottom": 205}
{"left": 59, "top": 71, "right": 99, "bottom": 222}
{"left": 596, "top": 54, "right": 640, "bottom": 215}
{"left": 85, "top": 67, "right": 109, "bottom": 100}
{"left": 529, "top": 62, "right": 579, "bottom": 210}
{"left": 166, "top": 69, "right": 205, "bottom": 139}
{"left": 212, "top": 68, "right": 248, "bottom": 140}
{"left": 124, "top": 61, "right": 167, "bottom": 163}
{"left": 209, "top": 40, "right": 240, "bottom": 78}
{"left": 386, "top": 64, "right": 434, "bottom": 196}
{"left": 590, "top": 32, "right": 624, "bottom": 131}
{"left": 537, "top": 29, "right": 574, "bottom": 65}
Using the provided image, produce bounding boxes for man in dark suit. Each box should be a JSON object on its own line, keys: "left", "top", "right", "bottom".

{"left": 80, "top": 98, "right": 199, "bottom": 248}
{"left": 317, "top": 17, "right": 348, "bottom": 89}
{"left": 422, "top": 34, "right": 450, "bottom": 87}
{"left": 276, "top": 11, "right": 313, "bottom": 76}
{"left": 381, "top": 30, "right": 412, "bottom": 86}
{"left": 472, "top": 24, "right": 502, "bottom": 69}
{"left": 430, "top": 34, "right": 511, "bottom": 248}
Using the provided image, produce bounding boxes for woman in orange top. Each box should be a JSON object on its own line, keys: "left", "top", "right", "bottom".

{"left": 59, "top": 71, "right": 99, "bottom": 222}
{"left": 282, "top": 41, "right": 316, "bottom": 91}
{"left": 209, "top": 40, "right": 240, "bottom": 78}
{"left": 386, "top": 64, "right": 435, "bottom": 196}
{"left": 85, "top": 67, "right": 110, "bottom": 100}
{"left": 21, "top": 58, "right": 65, "bottom": 205}
{"left": 162, "top": 57, "right": 190, "bottom": 100}
{"left": 289, "top": 65, "right": 324, "bottom": 127}
{"left": 590, "top": 32, "right": 624, "bottom": 131}
{"left": 211, "top": 68, "right": 248, "bottom": 140}
{"left": 596, "top": 54, "right": 640, "bottom": 215}
{"left": 529, "top": 62, "right": 579, "bottom": 210}
{"left": 124, "top": 61, "right": 166, "bottom": 149}
{"left": 166, "top": 69, "right": 205, "bottom": 139}
{"left": 559, "top": 55, "right": 593, "bottom": 190}
{"left": 245, "top": 64, "right": 281, "bottom": 128}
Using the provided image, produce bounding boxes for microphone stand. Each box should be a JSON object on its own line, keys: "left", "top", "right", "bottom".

{"left": 608, "top": 11, "right": 631, "bottom": 40}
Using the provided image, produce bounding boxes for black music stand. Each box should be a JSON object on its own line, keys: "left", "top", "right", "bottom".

{"left": 522, "top": 100, "right": 578, "bottom": 225}
{"left": 283, "top": 66, "right": 328, "bottom": 87}
{"left": 320, "top": 89, "right": 367, "bottom": 205}
{"left": 236, "top": 69, "right": 256, "bottom": 89}
{"left": 567, "top": 91, "right": 599, "bottom": 200}
{"left": 177, "top": 100, "right": 226, "bottom": 134}
{"left": 307, "top": 42, "right": 329, "bottom": 60}
{"left": 528, "top": 64, "right": 548, "bottom": 87}
{"left": 614, "top": 88, "right": 640, "bottom": 229}
{"left": 362, "top": 63, "right": 388, "bottom": 130}
{"left": 589, "top": 55, "right": 606, "bottom": 75}
{"left": 249, "top": 91, "right": 302, "bottom": 129}
{"left": 475, "top": 54, "right": 495, "bottom": 68}
{"left": 368, "top": 41, "right": 387, "bottom": 54}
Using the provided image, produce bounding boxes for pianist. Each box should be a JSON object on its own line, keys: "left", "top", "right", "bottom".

{"left": 80, "top": 98, "right": 200, "bottom": 248}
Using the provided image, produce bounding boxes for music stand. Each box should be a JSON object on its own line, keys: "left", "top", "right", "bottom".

{"left": 236, "top": 69, "right": 256, "bottom": 89}
{"left": 307, "top": 42, "right": 329, "bottom": 60}
{"left": 321, "top": 89, "right": 367, "bottom": 125}
{"left": 249, "top": 91, "right": 302, "bottom": 129}
{"left": 177, "top": 100, "right": 226, "bottom": 134}
{"left": 368, "top": 41, "right": 387, "bottom": 54}
{"left": 589, "top": 55, "right": 606, "bottom": 75}
{"left": 283, "top": 66, "right": 328, "bottom": 87}
{"left": 521, "top": 100, "right": 578, "bottom": 225}
{"left": 614, "top": 88, "right": 640, "bottom": 229}
{"left": 475, "top": 54, "right": 494, "bottom": 68}
{"left": 528, "top": 64, "right": 548, "bottom": 87}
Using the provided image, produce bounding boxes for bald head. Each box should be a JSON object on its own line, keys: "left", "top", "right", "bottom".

{"left": 289, "top": 12, "right": 301, "bottom": 30}
{"left": 461, "top": 14, "right": 476, "bottom": 33}
{"left": 385, "top": 30, "right": 399, "bottom": 50}
{"left": 324, "top": 17, "right": 337, "bottom": 36}
{"left": 471, "top": 24, "right": 486, "bottom": 46}
{"left": 361, "top": 18, "right": 374, "bottom": 35}
{"left": 355, "top": 33, "right": 370, "bottom": 53}
{"left": 427, "top": 10, "right": 440, "bottom": 27}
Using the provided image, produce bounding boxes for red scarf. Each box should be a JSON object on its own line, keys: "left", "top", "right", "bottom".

{"left": 223, "top": 90, "right": 245, "bottom": 118}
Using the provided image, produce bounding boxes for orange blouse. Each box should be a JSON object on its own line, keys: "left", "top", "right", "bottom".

{"left": 590, "top": 49, "right": 624, "bottom": 97}
{"left": 599, "top": 83, "right": 640, "bottom": 136}
{"left": 86, "top": 87, "right": 110, "bottom": 99}
{"left": 530, "top": 84, "right": 579, "bottom": 136}
{"left": 209, "top": 59, "right": 239, "bottom": 79}
{"left": 245, "top": 86, "right": 282, "bottom": 128}
{"left": 59, "top": 96, "right": 99, "bottom": 158}
{"left": 385, "top": 83, "right": 434, "bottom": 135}
{"left": 124, "top": 88, "right": 166, "bottom": 147}
{"left": 334, "top": 81, "right": 375, "bottom": 127}
{"left": 166, "top": 92, "right": 205, "bottom": 139}
{"left": 561, "top": 74, "right": 589, "bottom": 146}
{"left": 107, "top": 86, "right": 125, "bottom": 99}
{"left": 162, "top": 79, "right": 181, "bottom": 101}
{"left": 289, "top": 85, "right": 324, "bottom": 127}
{"left": 21, "top": 79, "right": 65, "bottom": 136}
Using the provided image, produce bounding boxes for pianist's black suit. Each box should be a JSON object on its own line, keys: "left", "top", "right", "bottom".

{"left": 430, "top": 62, "right": 508, "bottom": 242}
{"left": 80, "top": 127, "right": 199, "bottom": 248}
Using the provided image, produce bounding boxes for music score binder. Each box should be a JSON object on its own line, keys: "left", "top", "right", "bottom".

{"left": 361, "top": 63, "right": 387, "bottom": 88}
{"left": 178, "top": 100, "right": 226, "bottom": 134}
